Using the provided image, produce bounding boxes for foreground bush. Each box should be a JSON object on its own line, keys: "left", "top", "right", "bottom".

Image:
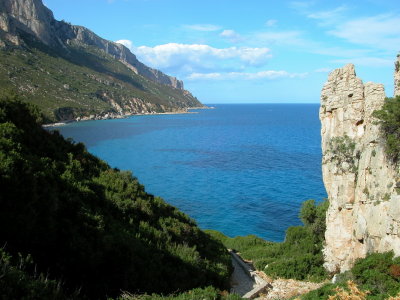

{"left": 118, "top": 286, "right": 242, "bottom": 300}
{"left": 0, "top": 248, "right": 78, "bottom": 300}
{"left": 0, "top": 95, "right": 231, "bottom": 299}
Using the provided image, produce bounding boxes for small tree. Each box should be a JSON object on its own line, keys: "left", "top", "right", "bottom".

{"left": 300, "top": 199, "right": 317, "bottom": 226}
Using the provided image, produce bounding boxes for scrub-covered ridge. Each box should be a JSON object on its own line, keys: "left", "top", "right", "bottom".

{"left": 0, "top": 0, "right": 203, "bottom": 122}
{"left": 0, "top": 95, "right": 229, "bottom": 299}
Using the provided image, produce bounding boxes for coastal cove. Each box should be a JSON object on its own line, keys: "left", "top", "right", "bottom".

{"left": 55, "top": 103, "right": 327, "bottom": 241}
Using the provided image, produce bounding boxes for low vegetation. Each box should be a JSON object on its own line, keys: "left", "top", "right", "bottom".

{"left": 0, "top": 248, "right": 75, "bottom": 300}
{"left": 373, "top": 96, "right": 400, "bottom": 163}
{"left": 301, "top": 251, "right": 400, "bottom": 299}
{"left": 0, "top": 94, "right": 230, "bottom": 299}
{"left": 118, "top": 286, "right": 242, "bottom": 300}
{"left": 208, "top": 199, "right": 329, "bottom": 282}
{"left": 326, "top": 135, "right": 359, "bottom": 173}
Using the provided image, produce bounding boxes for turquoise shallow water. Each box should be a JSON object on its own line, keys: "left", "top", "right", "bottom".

{"left": 55, "top": 104, "right": 327, "bottom": 242}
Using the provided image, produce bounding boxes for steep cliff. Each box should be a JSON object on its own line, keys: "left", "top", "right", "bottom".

{"left": 320, "top": 63, "right": 400, "bottom": 273}
{"left": 0, "top": 0, "right": 202, "bottom": 121}
{"left": 0, "top": 0, "right": 183, "bottom": 89}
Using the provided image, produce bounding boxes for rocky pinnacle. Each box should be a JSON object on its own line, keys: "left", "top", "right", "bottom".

{"left": 320, "top": 61, "right": 400, "bottom": 273}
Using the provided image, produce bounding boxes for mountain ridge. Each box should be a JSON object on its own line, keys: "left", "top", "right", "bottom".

{"left": 0, "top": 0, "right": 184, "bottom": 89}
{"left": 0, "top": 0, "right": 203, "bottom": 122}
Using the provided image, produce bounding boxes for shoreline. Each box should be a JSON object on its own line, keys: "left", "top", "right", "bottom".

{"left": 43, "top": 105, "right": 214, "bottom": 128}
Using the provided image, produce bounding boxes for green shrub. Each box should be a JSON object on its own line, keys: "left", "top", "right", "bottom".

{"left": 300, "top": 251, "right": 400, "bottom": 299}
{"left": 0, "top": 248, "right": 80, "bottom": 300}
{"left": 351, "top": 251, "right": 400, "bottom": 298}
{"left": 300, "top": 283, "right": 343, "bottom": 300}
{"left": 118, "top": 286, "right": 242, "bottom": 300}
{"left": 373, "top": 96, "right": 400, "bottom": 163}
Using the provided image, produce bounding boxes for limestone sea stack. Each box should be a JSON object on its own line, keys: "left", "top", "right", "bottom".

{"left": 320, "top": 61, "right": 400, "bottom": 273}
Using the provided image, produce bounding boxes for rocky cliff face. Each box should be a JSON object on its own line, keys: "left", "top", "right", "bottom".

{"left": 0, "top": 0, "right": 184, "bottom": 89}
{"left": 320, "top": 63, "right": 400, "bottom": 273}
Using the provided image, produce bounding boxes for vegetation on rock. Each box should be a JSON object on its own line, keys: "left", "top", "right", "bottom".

{"left": 208, "top": 199, "right": 329, "bottom": 282}
{"left": 0, "top": 94, "right": 230, "bottom": 299}
{"left": 326, "top": 135, "right": 359, "bottom": 174}
{"left": 373, "top": 96, "right": 400, "bottom": 163}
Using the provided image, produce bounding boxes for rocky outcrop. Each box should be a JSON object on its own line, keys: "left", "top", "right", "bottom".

{"left": 0, "top": 0, "right": 184, "bottom": 89}
{"left": 395, "top": 54, "right": 400, "bottom": 97}
{"left": 320, "top": 63, "right": 400, "bottom": 273}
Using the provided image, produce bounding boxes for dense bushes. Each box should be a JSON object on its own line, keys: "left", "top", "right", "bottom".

{"left": 118, "top": 286, "right": 242, "bottom": 300}
{"left": 373, "top": 95, "right": 400, "bottom": 162}
{"left": 301, "top": 251, "right": 400, "bottom": 299}
{"left": 351, "top": 252, "right": 400, "bottom": 297}
{"left": 0, "top": 95, "right": 231, "bottom": 299}
{"left": 208, "top": 199, "right": 329, "bottom": 282}
{"left": 0, "top": 248, "right": 77, "bottom": 300}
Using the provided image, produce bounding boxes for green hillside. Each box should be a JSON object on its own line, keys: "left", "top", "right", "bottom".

{"left": 0, "top": 33, "right": 202, "bottom": 123}
{"left": 0, "top": 94, "right": 229, "bottom": 299}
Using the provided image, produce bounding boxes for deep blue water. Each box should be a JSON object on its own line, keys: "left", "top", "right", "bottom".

{"left": 55, "top": 104, "right": 327, "bottom": 242}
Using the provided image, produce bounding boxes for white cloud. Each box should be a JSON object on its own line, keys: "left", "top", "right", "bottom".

{"left": 187, "top": 70, "right": 308, "bottom": 81}
{"left": 116, "top": 39, "right": 133, "bottom": 49}
{"left": 265, "top": 19, "right": 278, "bottom": 27}
{"left": 331, "top": 57, "right": 394, "bottom": 67}
{"left": 220, "top": 29, "right": 243, "bottom": 43}
{"left": 126, "top": 43, "right": 271, "bottom": 73}
{"left": 307, "top": 5, "right": 348, "bottom": 26}
{"left": 183, "top": 24, "right": 221, "bottom": 32}
{"left": 328, "top": 14, "right": 400, "bottom": 51}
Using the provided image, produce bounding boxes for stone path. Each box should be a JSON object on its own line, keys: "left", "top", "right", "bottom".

{"left": 229, "top": 251, "right": 270, "bottom": 298}
{"left": 229, "top": 251, "right": 324, "bottom": 299}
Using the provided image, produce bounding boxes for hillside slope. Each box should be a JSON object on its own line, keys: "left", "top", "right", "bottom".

{"left": 0, "top": 0, "right": 203, "bottom": 122}
{"left": 0, "top": 95, "right": 229, "bottom": 299}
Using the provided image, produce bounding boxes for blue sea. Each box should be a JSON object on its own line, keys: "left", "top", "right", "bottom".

{"left": 55, "top": 104, "right": 327, "bottom": 242}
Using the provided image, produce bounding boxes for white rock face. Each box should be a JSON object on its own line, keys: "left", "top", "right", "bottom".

{"left": 320, "top": 63, "right": 400, "bottom": 273}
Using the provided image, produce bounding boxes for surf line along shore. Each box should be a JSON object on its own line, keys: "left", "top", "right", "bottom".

{"left": 42, "top": 106, "right": 214, "bottom": 128}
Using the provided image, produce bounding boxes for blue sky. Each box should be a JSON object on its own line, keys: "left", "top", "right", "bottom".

{"left": 44, "top": 0, "right": 400, "bottom": 104}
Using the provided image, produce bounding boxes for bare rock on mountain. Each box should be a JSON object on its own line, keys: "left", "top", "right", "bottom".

{"left": 0, "top": 0, "right": 184, "bottom": 89}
